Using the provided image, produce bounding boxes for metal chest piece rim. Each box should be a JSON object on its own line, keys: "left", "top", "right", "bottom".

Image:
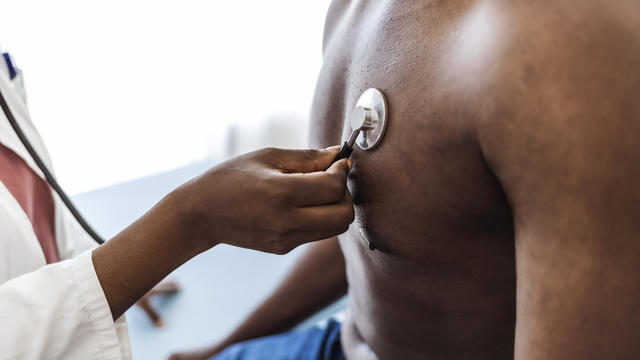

{"left": 352, "top": 88, "right": 388, "bottom": 151}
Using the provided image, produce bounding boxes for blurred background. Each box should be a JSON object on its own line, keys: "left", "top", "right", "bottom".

{"left": 1, "top": 1, "right": 344, "bottom": 359}
{"left": 0, "top": 0, "right": 330, "bottom": 194}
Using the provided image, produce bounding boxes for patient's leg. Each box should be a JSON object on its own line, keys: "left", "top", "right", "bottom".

{"left": 211, "top": 319, "right": 344, "bottom": 360}
{"left": 168, "top": 240, "right": 347, "bottom": 360}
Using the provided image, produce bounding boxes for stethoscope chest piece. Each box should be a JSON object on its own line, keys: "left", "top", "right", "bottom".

{"left": 352, "top": 88, "right": 388, "bottom": 151}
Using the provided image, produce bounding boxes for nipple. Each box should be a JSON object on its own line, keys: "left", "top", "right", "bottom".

{"left": 358, "top": 221, "right": 393, "bottom": 254}
{"left": 358, "top": 223, "right": 377, "bottom": 251}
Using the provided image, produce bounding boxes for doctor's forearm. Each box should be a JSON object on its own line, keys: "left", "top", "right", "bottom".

{"left": 91, "top": 147, "right": 354, "bottom": 321}
{"left": 92, "top": 189, "right": 210, "bottom": 320}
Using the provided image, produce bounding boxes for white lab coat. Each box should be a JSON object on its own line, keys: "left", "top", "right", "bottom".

{"left": 0, "top": 52, "right": 131, "bottom": 359}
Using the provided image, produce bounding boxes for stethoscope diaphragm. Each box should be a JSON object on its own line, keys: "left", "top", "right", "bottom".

{"left": 352, "top": 88, "right": 388, "bottom": 151}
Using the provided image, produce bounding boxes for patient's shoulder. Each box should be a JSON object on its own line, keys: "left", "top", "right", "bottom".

{"left": 469, "top": 0, "right": 639, "bottom": 130}
{"left": 502, "top": 0, "right": 639, "bottom": 72}
{"left": 471, "top": 0, "right": 640, "bottom": 198}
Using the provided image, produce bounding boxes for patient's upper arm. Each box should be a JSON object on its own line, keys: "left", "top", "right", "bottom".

{"left": 476, "top": 11, "right": 640, "bottom": 358}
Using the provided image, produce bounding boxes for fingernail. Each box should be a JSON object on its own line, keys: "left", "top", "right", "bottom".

{"left": 155, "top": 319, "right": 165, "bottom": 328}
{"left": 347, "top": 159, "right": 353, "bottom": 170}
{"left": 325, "top": 145, "right": 341, "bottom": 151}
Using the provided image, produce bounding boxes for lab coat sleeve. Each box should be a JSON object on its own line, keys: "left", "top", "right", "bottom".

{"left": 0, "top": 250, "right": 131, "bottom": 360}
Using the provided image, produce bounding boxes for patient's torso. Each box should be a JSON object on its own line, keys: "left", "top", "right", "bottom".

{"left": 310, "top": 1, "right": 516, "bottom": 359}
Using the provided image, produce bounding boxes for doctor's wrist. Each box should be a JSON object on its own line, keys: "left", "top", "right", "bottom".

{"left": 168, "top": 147, "right": 353, "bottom": 255}
{"left": 92, "top": 186, "right": 216, "bottom": 321}
{"left": 164, "top": 185, "right": 221, "bottom": 254}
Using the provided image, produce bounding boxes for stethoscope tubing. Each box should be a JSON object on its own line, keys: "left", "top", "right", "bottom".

{"left": 0, "top": 88, "right": 105, "bottom": 245}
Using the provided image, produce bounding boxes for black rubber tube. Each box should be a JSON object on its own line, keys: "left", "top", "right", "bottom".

{"left": 0, "top": 88, "right": 105, "bottom": 244}
{"left": 333, "top": 141, "right": 353, "bottom": 163}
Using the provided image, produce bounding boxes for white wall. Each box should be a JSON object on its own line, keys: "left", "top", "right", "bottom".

{"left": 0, "top": 0, "right": 330, "bottom": 194}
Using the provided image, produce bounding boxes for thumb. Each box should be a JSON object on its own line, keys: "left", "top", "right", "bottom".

{"left": 271, "top": 147, "right": 341, "bottom": 173}
{"left": 325, "top": 158, "right": 352, "bottom": 179}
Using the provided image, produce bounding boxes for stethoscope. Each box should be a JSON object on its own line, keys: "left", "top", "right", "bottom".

{"left": 0, "top": 88, "right": 106, "bottom": 244}
{"left": 333, "top": 88, "right": 389, "bottom": 163}
{"left": 0, "top": 85, "right": 389, "bottom": 247}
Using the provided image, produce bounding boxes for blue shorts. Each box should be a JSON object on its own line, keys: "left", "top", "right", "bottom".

{"left": 210, "top": 319, "right": 345, "bottom": 360}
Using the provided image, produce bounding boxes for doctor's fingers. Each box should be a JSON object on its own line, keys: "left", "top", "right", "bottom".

{"left": 276, "top": 229, "right": 351, "bottom": 254}
{"left": 292, "top": 191, "right": 354, "bottom": 233}
{"left": 286, "top": 159, "right": 351, "bottom": 206}
{"left": 272, "top": 198, "right": 354, "bottom": 254}
{"left": 260, "top": 147, "right": 341, "bottom": 173}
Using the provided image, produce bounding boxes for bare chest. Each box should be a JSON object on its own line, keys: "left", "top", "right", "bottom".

{"left": 310, "top": 1, "right": 512, "bottom": 261}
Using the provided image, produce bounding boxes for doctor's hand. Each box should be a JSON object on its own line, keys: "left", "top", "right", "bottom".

{"left": 175, "top": 147, "right": 354, "bottom": 254}
{"left": 93, "top": 146, "right": 353, "bottom": 323}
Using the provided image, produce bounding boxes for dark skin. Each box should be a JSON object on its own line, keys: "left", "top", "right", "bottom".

{"left": 171, "top": 0, "right": 640, "bottom": 359}
{"left": 92, "top": 147, "right": 354, "bottom": 323}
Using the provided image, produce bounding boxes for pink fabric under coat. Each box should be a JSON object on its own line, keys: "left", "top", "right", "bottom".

{"left": 0, "top": 142, "right": 59, "bottom": 263}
